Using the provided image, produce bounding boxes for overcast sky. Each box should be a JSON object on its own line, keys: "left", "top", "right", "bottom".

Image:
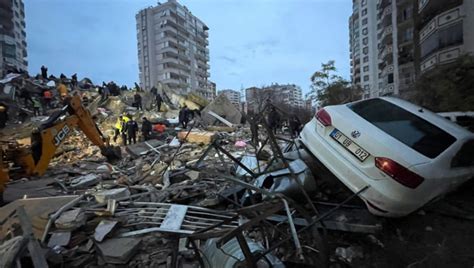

{"left": 25, "top": 0, "right": 351, "bottom": 95}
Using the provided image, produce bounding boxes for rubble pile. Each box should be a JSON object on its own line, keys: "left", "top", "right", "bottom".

{"left": 2, "top": 71, "right": 473, "bottom": 267}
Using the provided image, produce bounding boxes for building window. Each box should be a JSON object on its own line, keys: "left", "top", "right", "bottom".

{"left": 363, "top": 37, "right": 368, "bottom": 45}
{"left": 363, "top": 47, "right": 368, "bottom": 54}
{"left": 401, "top": 7, "right": 413, "bottom": 21}
{"left": 362, "top": 18, "right": 368, "bottom": 25}
{"left": 363, "top": 65, "right": 369, "bottom": 72}
{"left": 364, "top": 75, "right": 369, "bottom": 81}
{"left": 362, "top": 28, "right": 368, "bottom": 35}
{"left": 361, "top": 0, "right": 367, "bottom": 6}
{"left": 388, "top": 73, "right": 394, "bottom": 83}
{"left": 363, "top": 56, "right": 369, "bottom": 63}
{"left": 401, "top": 27, "right": 413, "bottom": 43}
{"left": 364, "top": 85, "right": 370, "bottom": 90}
{"left": 362, "top": 8, "right": 367, "bottom": 16}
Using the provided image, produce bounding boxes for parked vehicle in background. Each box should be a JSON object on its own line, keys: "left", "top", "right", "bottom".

{"left": 300, "top": 97, "right": 474, "bottom": 217}
{"left": 438, "top": 111, "right": 474, "bottom": 132}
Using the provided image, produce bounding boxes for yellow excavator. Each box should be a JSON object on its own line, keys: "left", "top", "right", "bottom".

{"left": 0, "top": 94, "right": 121, "bottom": 203}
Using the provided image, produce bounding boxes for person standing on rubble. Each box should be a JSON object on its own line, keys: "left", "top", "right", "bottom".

{"left": 43, "top": 89, "right": 53, "bottom": 109}
{"left": 120, "top": 114, "right": 130, "bottom": 145}
{"left": 155, "top": 93, "right": 163, "bottom": 112}
{"left": 113, "top": 116, "right": 124, "bottom": 143}
{"left": 267, "top": 106, "right": 281, "bottom": 134}
{"left": 179, "top": 105, "right": 190, "bottom": 129}
{"left": 289, "top": 115, "right": 302, "bottom": 138}
{"left": 134, "top": 92, "right": 143, "bottom": 111}
{"left": 0, "top": 103, "right": 8, "bottom": 128}
{"left": 141, "top": 117, "right": 152, "bottom": 141}
{"left": 71, "top": 73, "right": 78, "bottom": 89}
{"left": 248, "top": 114, "right": 259, "bottom": 146}
{"left": 32, "top": 97, "right": 42, "bottom": 116}
{"left": 41, "top": 65, "right": 48, "bottom": 79}
{"left": 124, "top": 116, "right": 139, "bottom": 144}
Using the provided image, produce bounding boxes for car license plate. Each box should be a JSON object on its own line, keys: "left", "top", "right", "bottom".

{"left": 330, "top": 129, "right": 370, "bottom": 162}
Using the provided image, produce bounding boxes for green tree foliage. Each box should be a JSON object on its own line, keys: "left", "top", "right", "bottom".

{"left": 414, "top": 55, "right": 474, "bottom": 112}
{"left": 308, "top": 60, "right": 362, "bottom": 107}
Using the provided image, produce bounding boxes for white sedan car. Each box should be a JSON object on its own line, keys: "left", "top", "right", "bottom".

{"left": 300, "top": 97, "right": 474, "bottom": 217}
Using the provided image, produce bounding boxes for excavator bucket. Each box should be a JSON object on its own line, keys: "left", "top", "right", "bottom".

{"left": 101, "top": 146, "right": 122, "bottom": 163}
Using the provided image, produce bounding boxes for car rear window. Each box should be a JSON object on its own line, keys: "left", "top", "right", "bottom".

{"left": 348, "top": 99, "right": 456, "bottom": 158}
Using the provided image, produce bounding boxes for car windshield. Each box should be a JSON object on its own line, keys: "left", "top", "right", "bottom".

{"left": 348, "top": 99, "right": 456, "bottom": 158}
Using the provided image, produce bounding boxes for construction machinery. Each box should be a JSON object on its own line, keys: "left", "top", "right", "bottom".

{"left": 0, "top": 95, "right": 121, "bottom": 203}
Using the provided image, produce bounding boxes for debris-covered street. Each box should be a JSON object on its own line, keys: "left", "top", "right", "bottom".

{"left": 1, "top": 72, "right": 473, "bottom": 267}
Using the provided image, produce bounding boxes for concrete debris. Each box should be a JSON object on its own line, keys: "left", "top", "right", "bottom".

{"left": 70, "top": 174, "right": 101, "bottom": 189}
{"left": 54, "top": 208, "right": 86, "bottom": 230}
{"left": 2, "top": 70, "right": 465, "bottom": 267}
{"left": 94, "top": 220, "right": 118, "bottom": 242}
{"left": 201, "top": 93, "right": 242, "bottom": 126}
{"left": 96, "top": 238, "right": 142, "bottom": 264}
{"left": 94, "top": 188, "right": 131, "bottom": 204}
{"left": 47, "top": 232, "right": 71, "bottom": 248}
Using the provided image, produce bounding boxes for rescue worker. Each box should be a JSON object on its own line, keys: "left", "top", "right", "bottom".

{"left": 32, "top": 97, "right": 42, "bottom": 116}
{"left": 179, "top": 105, "right": 189, "bottom": 129}
{"left": 0, "top": 103, "right": 8, "bottom": 128}
{"left": 43, "top": 89, "right": 53, "bottom": 109}
{"left": 113, "top": 116, "right": 124, "bottom": 143}
{"left": 41, "top": 65, "right": 48, "bottom": 79}
{"left": 124, "top": 116, "right": 139, "bottom": 144}
{"left": 141, "top": 117, "right": 152, "bottom": 141}
{"left": 134, "top": 92, "right": 143, "bottom": 111}
{"left": 71, "top": 73, "right": 78, "bottom": 88}
{"left": 267, "top": 106, "right": 281, "bottom": 134}
{"left": 289, "top": 115, "right": 302, "bottom": 138}
{"left": 155, "top": 93, "right": 163, "bottom": 112}
{"left": 121, "top": 114, "right": 130, "bottom": 145}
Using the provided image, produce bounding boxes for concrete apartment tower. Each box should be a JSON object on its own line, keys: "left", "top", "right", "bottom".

{"left": 349, "top": 0, "right": 379, "bottom": 99}
{"left": 136, "top": 0, "right": 210, "bottom": 94}
{"left": 0, "top": 0, "right": 27, "bottom": 76}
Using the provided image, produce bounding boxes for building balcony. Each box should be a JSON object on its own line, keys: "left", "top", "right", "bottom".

{"left": 418, "top": 0, "right": 462, "bottom": 26}
{"left": 379, "top": 26, "right": 393, "bottom": 45}
{"left": 420, "top": 45, "right": 462, "bottom": 73}
{"left": 379, "top": 44, "right": 393, "bottom": 59}
{"left": 379, "top": 0, "right": 391, "bottom": 9}
{"left": 381, "top": 64, "right": 394, "bottom": 77}
{"left": 419, "top": 5, "right": 463, "bottom": 42}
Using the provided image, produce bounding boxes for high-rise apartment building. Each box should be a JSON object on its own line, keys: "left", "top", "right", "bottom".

{"left": 136, "top": 0, "right": 210, "bottom": 94}
{"left": 349, "top": 0, "right": 417, "bottom": 99}
{"left": 245, "top": 84, "right": 304, "bottom": 113}
{"left": 418, "top": 0, "right": 474, "bottom": 74}
{"left": 0, "top": 0, "right": 27, "bottom": 76}
{"left": 349, "top": 0, "right": 379, "bottom": 98}
{"left": 219, "top": 89, "right": 241, "bottom": 110}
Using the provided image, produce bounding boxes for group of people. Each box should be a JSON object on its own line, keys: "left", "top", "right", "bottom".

{"left": 113, "top": 115, "right": 155, "bottom": 145}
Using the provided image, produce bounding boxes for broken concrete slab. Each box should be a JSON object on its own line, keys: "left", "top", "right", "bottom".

{"left": 54, "top": 208, "right": 86, "bottom": 230}
{"left": 94, "top": 220, "right": 118, "bottom": 242}
{"left": 94, "top": 188, "right": 131, "bottom": 204}
{"left": 125, "top": 139, "right": 164, "bottom": 157}
{"left": 47, "top": 232, "right": 71, "bottom": 248}
{"left": 70, "top": 174, "right": 101, "bottom": 189}
{"left": 96, "top": 238, "right": 141, "bottom": 264}
{"left": 0, "top": 196, "right": 78, "bottom": 240}
{"left": 201, "top": 93, "right": 242, "bottom": 126}
{"left": 178, "top": 131, "right": 215, "bottom": 145}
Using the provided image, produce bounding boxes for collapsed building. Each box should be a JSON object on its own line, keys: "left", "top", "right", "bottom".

{"left": 0, "top": 71, "right": 473, "bottom": 267}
